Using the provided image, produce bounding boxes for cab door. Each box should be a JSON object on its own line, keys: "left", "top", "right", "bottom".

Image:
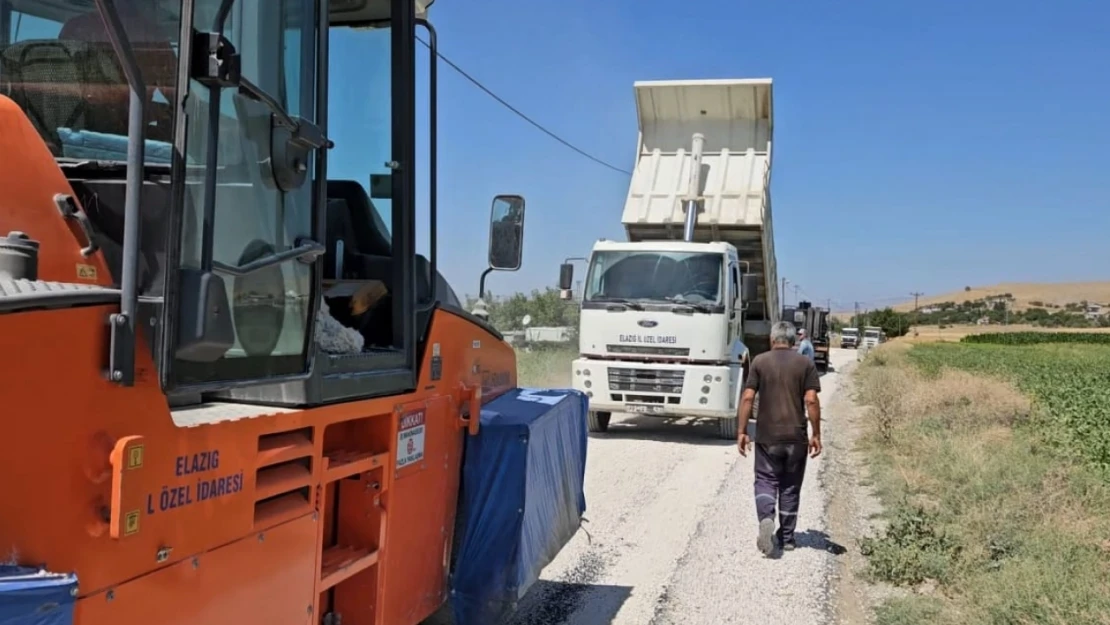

{"left": 727, "top": 261, "right": 741, "bottom": 350}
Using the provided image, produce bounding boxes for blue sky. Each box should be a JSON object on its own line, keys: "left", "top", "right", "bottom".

{"left": 336, "top": 0, "right": 1107, "bottom": 310}
{"left": 11, "top": 0, "right": 1105, "bottom": 311}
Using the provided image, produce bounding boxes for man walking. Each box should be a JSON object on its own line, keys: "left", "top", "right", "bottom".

{"left": 796, "top": 328, "right": 815, "bottom": 362}
{"left": 737, "top": 321, "right": 822, "bottom": 555}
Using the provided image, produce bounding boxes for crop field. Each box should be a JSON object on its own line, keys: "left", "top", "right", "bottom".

{"left": 908, "top": 339, "right": 1110, "bottom": 473}
{"left": 959, "top": 330, "right": 1110, "bottom": 346}
{"left": 854, "top": 339, "right": 1110, "bottom": 624}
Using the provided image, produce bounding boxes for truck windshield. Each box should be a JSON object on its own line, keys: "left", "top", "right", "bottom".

{"left": 864, "top": 330, "right": 880, "bottom": 338}
{"left": 584, "top": 250, "right": 723, "bottom": 305}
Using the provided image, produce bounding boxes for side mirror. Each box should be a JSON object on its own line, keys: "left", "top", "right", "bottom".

{"left": 558, "top": 263, "right": 574, "bottom": 290}
{"left": 487, "top": 195, "right": 526, "bottom": 271}
{"left": 741, "top": 274, "right": 759, "bottom": 305}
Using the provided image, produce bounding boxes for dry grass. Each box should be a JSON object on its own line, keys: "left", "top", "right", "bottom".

{"left": 834, "top": 282, "right": 1110, "bottom": 318}
{"left": 514, "top": 346, "right": 577, "bottom": 389}
{"left": 893, "top": 324, "right": 1110, "bottom": 344}
{"left": 854, "top": 345, "right": 1110, "bottom": 625}
{"left": 891, "top": 281, "right": 1110, "bottom": 313}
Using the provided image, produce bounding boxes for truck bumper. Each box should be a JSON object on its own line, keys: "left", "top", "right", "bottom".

{"left": 571, "top": 358, "right": 739, "bottom": 419}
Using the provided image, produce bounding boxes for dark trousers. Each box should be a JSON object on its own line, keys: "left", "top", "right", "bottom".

{"left": 753, "top": 442, "right": 808, "bottom": 541}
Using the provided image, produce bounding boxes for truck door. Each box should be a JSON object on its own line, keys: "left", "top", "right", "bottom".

{"left": 728, "top": 262, "right": 740, "bottom": 352}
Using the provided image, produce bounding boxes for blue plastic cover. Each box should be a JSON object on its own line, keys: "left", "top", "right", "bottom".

{"left": 57, "top": 127, "right": 175, "bottom": 164}
{"left": 0, "top": 566, "right": 77, "bottom": 625}
{"left": 450, "top": 387, "right": 589, "bottom": 625}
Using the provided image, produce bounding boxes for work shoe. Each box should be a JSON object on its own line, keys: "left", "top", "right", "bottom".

{"left": 757, "top": 518, "right": 776, "bottom": 556}
{"left": 776, "top": 529, "right": 796, "bottom": 551}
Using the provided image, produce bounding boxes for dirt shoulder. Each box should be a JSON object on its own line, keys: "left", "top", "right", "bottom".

{"left": 822, "top": 355, "right": 898, "bottom": 625}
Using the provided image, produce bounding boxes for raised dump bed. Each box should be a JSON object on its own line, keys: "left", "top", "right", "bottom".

{"left": 621, "top": 78, "right": 779, "bottom": 321}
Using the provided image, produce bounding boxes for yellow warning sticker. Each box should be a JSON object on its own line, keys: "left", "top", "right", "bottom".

{"left": 76, "top": 263, "right": 98, "bottom": 280}
{"left": 127, "top": 445, "right": 144, "bottom": 470}
{"left": 124, "top": 510, "right": 140, "bottom": 535}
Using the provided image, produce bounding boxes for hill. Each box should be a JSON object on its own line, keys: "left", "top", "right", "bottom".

{"left": 890, "top": 282, "right": 1110, "bottom": 313}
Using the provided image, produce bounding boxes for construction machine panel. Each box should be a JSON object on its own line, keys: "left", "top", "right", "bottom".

{"left": 0, "top": 96, "right": 113, "bottom": 287}
{"left": 74, "top": 514, "right": 319, "bottom": 625}
{"left": 0, "top": 295, "right": 516, "bottom": 625}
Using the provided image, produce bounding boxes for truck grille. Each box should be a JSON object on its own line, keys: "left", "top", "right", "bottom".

{"left": 607, "top": 367, "right": 685, "bottom": 394}
{"left": 606, "top": 344, "right": 690, "bottom": 357}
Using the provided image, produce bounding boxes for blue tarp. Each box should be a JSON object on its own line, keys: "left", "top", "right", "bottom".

{"left": 57, "top": 127, "right": 175, "bottom": 164}
{"left": 450, "top": 387, "right": 589, "bottom": 625}
{"left": 0, "top": 566, "right": 77, "bottom": 625}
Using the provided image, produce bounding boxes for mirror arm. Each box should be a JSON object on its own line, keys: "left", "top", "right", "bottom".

{"left": 478, "top": 267, "right": 495, "bottom": 300}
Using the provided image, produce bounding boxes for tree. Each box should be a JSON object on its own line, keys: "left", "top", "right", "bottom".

{"left": 465, "top": 288, "right": 580, "bottom": 332}
{"left": 854, "top": 307, "right": 911, "bottom": 338}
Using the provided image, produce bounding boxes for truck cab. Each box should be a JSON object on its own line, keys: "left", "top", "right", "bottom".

{"left": 570, "top": 240, "right": 756, "bottom": 432}
{"left": 862, "top": 326, "right": 883, "bottom": 349}
{"left": 841, "top": 327, "right": 860, "bottom": 348}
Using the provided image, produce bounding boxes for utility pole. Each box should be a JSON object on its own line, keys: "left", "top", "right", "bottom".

{"left": 793, "top": 284, "right": 800, "bottom": 304}
{"left": 781, "top": 277, "right": 788, "bottom": 307}
{"left": 911, "top": 291, "right": 924, "bottom": 332}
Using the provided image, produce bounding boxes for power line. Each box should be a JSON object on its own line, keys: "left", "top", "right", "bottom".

{"left": 416, "top": 37, "right": 632, "bottom": 176}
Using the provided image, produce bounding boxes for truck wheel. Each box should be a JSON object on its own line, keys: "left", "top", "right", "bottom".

{"left": 718, "top": 416, "right": 739, "bottom": 439}
{"left": 587, "top": 411, "right": 611, "bottom": 433}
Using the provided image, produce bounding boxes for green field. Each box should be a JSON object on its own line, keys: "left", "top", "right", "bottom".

{"left": 960, "top": 331, "right": 1110, "bottom": 346}
{"left": 909, "top": 341, "right": 1110, "bottom": 474}
{"left": 855, "top": 341, "right": 1110, "bottom": 625}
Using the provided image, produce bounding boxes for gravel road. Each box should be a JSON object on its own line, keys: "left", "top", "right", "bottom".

{"left": 508, "top": 349, "right": 856, "bottom": 625}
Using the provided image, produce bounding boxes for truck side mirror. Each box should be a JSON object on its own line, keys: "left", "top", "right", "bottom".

{"left": 487, "top": 195, "right": 526, "bottom": 271}
{"left": 558, "top": 263, "right": 575, "bottom": 300}
{"left": 741, "top": 274, "right": 759, "bottom": 306}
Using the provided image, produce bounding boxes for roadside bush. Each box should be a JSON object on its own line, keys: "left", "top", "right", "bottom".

{"left": 859, "top": 504, "right": 960, "bottom": 586}
{"left": 515, "top": 345, "right": 576, "bottom": 388}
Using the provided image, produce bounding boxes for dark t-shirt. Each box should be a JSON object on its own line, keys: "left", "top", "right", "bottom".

{"left": 743, "top": 348, "right": 821, "bottom": 444}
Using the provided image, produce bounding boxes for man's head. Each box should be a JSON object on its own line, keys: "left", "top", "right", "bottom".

{"left": 797, "top": 328, "right": 807, "bottom": 341}
{"left": 770, "top": 321, "right": 797, "bottom": 348}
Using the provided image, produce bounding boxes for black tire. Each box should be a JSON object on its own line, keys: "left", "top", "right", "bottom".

{"left": 718, "top": 416, "right": 739, "bottom": 439}
{"left": 587, "top": 411, "right": 611, "bottom": 433}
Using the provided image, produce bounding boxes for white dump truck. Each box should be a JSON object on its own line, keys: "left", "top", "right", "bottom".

{"left": 841, "top": 327, "right": 860, "bottom": 349}
{"left": 558, "top": 78, "right": 780, "bottom": 439}
{"left": 862, "top": 326, "right": 882, "bottom": 349}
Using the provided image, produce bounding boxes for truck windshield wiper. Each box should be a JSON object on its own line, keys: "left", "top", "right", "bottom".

{"left": 670, "top": 302, "right": 713, "bottom": 313}
{"left": 593, "top": 297, "right": 643, "bottom": 310}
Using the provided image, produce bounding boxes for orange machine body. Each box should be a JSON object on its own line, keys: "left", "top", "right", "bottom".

{"left": 0, "top": 96, "right": 516, "bottom": 625}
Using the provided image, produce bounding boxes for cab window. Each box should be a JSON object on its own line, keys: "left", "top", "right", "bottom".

{"left": 0, "top": 0, "right": 180, "bottom": 159}
{"left": 169, "top": 0, "right": 319, "bottom": 386}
